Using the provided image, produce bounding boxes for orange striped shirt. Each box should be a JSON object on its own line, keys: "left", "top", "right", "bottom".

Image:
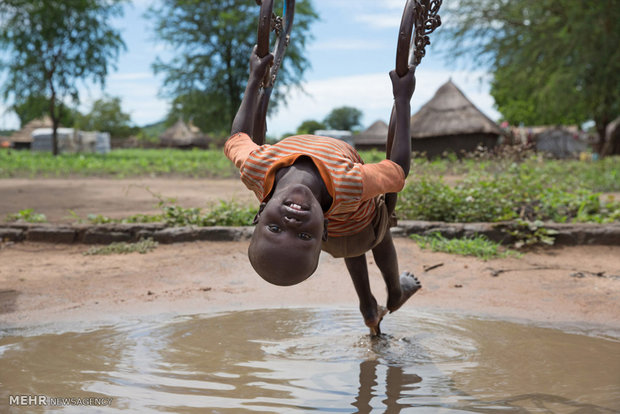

{"left": 224, "top": 132, "right": 405, "bottom": 237}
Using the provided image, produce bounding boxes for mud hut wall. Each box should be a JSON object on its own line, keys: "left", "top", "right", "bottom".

{"left": 412, "top": 133, "right": 499, "bottom": 158}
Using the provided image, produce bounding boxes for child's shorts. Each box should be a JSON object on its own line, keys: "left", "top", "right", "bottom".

{"left": 321, "top": 195, "right": 397, "bottom": 259}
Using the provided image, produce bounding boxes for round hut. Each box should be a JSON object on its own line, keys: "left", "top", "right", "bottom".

{"left": 353, "top": 120, "right": 389, "bottom": 151}
{"left": 10, "top": 116, "right": 54, "bottom": 150}
{"left": 409, "top": 80, "right": 501, "bottom": 157}
{"left": 159, "top": 118, "right": 210, "bottom": 149}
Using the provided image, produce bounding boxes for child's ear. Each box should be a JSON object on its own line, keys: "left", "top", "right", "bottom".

{"left": 322, "top": 218, "right": 329, "bottom": 241}
{"left": 252, "top": 202, "right": 267, "bottom": 225}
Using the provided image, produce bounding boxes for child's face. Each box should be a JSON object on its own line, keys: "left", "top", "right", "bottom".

{"left": 256, "top": 184, "right": 325, "bottom": 248}
{"left": 249, "top": 184, "right": 325, "bottom": 286}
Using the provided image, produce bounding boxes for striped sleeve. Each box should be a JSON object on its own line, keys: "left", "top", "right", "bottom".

{"left": 360, "top": 159, "right": 406, "bottom": 201}
{"left": 224, "top": 132, "right": 259, "bottom": 169}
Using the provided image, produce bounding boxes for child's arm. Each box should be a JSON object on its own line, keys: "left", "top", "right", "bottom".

{"left": 230, "top": 46, "right": 274, "bottom": 142}
{"left": 388, "top": 68, "right": 415, "bottom": 178}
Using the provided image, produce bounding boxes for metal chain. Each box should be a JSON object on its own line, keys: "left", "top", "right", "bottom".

{"left": 412, "top": 0, "right": 442, "bottom": 67}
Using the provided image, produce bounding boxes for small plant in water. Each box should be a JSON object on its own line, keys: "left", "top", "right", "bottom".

{"left": 5, "top": 209, "right": 47, "bottom": 223}
{"left": 411, "top": 232, "right": 521, "bottom": 260}
{"left": 83, "top": 238, "right": 158, "bottom": 256}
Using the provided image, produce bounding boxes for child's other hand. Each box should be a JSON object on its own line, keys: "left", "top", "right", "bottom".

{"left": 249, "top": 45, "right": 274, "bottom": 82}
{"left": 389, "top": 67, "right": 416, "bottom": 101}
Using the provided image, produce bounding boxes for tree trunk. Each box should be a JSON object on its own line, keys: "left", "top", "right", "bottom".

{"left": 595, "top": 121, "right": 608, "bottom": 156}
{"left": 50, "top": 97, "right": 59, "bottom": 156}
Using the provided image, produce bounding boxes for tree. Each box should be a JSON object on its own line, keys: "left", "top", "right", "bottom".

{"left": 296, "top": 119, "right": 326, "bottom": 135}
{"left": 0, "top": 0, "right": 126, "bottom": 155}
{"left": 147, "top": 0, "right": 318, "bottom": 134}
{"left": 12, "top": 94, "right": 78, "bottom": 128}
{"left": 440, "top": 0, "right": 620, "bottom": 153}
{"left": 324, "top": 106, "right": 363, "bottom": 131}
{"left": 76, "top": 96, "right": 139, "bottom": 139}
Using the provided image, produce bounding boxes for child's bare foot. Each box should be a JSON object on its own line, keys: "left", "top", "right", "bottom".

{"left": 387, "top": 271, "right": 421, "bottom": 313}
{"left": 362, "top": 304, "right": 388, "bottom": 336}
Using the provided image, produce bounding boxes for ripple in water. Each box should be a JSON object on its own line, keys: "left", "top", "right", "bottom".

{"left": 0, "top": 308, "right": 619, "bottom": 413}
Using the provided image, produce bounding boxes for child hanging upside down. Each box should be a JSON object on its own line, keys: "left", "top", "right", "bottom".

{"left": 224, "top": 46, "right": 420, "bottom": 335}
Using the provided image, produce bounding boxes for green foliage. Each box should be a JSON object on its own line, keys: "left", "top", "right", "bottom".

{"left": 83, "top": 238, "right": 158, "bottom": 255}
{"left": 396, "top": 155, "right": 620, "bottom": 224}
{"left": 11, "top": 94, "right": 79, "bottom": 128}
{"left": 440, "top": 0, "right": 620, "bottom": 147}
{"left": 138, "top": 121, "right": 166, "bottom": 143}
{"left": 75, "top": 96, "right": 139, "bottom": 138}
{"left": 411, "top": 232, "right": 521, "bottom": 260}
{"left": 0, "top": 149, "right": 237, "bottom": 178}
{"left": 0, "top": 0, "right": 126, "bottom": 154}
{"left": 323, "top": 106, "right": 363, "bottom": 131}
{"left": 5, "top": 209, "right": 47, "bottom": 223}
{"left": 80, "top": 200, "right": 255, "bottom": 227}
{"left": 296, "top": 119, "right": 326, "bottom": 135}
{"left": 85, "top": 213, "right": 162, "bottom": 225}
{"left": 147, "top": 0, "right": 318, "bottom": 133}
{"left": 159, "top": 200, "right": 254, "bottom": 227}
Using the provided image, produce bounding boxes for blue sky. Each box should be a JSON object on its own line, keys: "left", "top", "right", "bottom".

{"left": 0, "top": 0, "right": 500, "bottom": 135}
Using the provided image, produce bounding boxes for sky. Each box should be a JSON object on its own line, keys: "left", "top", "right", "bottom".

{"left": 0, "top": 0, "right": 500, "bottom": 136}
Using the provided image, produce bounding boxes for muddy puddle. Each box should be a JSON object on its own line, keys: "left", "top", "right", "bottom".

{"left": 1, "top": 308, "right": 619, "bottom": 413}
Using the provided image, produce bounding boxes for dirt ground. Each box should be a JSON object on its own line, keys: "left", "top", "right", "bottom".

{"left": 1, "top": 178, "right": 620, "bottom": 334}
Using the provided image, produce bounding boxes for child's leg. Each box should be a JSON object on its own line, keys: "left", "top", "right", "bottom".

{"left": 344, "top": 254, "right": 388, "bottom": 335}
{"left": 371, "top": 231, "right": 421, "bottom": 313}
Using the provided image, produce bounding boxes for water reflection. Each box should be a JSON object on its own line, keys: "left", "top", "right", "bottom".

{"left": 354, "top": 359, "right": 422, "bottom": 413}
{"left": 0, "top": 309, "right": 618, "bottom": 413}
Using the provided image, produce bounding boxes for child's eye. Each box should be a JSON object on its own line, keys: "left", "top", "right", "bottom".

{"left": 267, "top": 224, "right": 281, "bottom": 233}
{"left": 298, "top": 233, "right": 312, "bottom": 241}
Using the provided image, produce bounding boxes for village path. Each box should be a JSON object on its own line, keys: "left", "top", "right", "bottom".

{"left": 0, "top": 178, "right": 619, "bottom": 334}
{"left": 0, "top": 177, "right": 255, "bottom": 222}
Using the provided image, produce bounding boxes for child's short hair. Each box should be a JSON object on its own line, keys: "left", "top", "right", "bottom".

{"left": 248, "top": 232, "right": 320, "bottom": 286}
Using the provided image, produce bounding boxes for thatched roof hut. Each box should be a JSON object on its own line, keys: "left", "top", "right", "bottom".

{"left": 159, "top": 118, "right": 210, "bottom": 148}
{"left": 409, "top": 80, "right": 501, "bottom": 157}
{"left": 354, "top": 120, "right": 389, "bottom": 151}
{"left": 10, "top": 116, "right": 54, "bottom": 149}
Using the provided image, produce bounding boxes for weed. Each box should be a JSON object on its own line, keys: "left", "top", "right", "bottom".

{"left": 83, "top": 238, "right": 158, "bottom": 255}
{"left": 411, "top": 232, "right": 521, "bottom": 260}
{"left": 5, "top": 209, "right": 47, "bottom": 223}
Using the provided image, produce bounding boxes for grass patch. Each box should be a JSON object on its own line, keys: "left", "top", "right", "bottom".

{"left": 411, "top": 232, "right": 521, "bottom": 260}
{"left": 83, "top": 238, "right": 158, "bottom": 256}
{"left": 0, "top": 148, "right": 237, "bottom": 178}
{"left": 5, "top": 209, "right": 47, "bottom": 223}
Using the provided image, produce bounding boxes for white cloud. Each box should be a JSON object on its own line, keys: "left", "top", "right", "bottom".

{"left": 354, "top": 13, "right": 402, "bottom": 29}
{"left": 0, "top": 104, "right": 19, "bottom": 130}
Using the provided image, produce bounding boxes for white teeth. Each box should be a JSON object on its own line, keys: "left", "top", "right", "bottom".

{"left": 290, "top": 203, "right": 302, "bottom": 210}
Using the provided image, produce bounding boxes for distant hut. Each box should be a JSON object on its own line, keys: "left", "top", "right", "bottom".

{"left": 159, "top": 118, "right": 210, "bottom": 149}
{"left": 354, "top": 120, "right": 389, "bottom": 151}
{"left": 409, "top": 80, "right": 501, "bottom": 157}
{"left": 533, "top": 126, "right": 588, "bottom": 158}
{"left": 10, "top": 116, "right": 54, "bottom": 150}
